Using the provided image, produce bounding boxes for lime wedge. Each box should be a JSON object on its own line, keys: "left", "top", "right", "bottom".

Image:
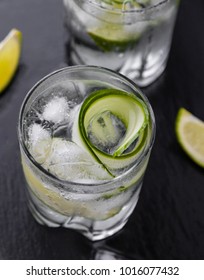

{"left": 88, "top": 25, "right": 140, "bottom": 52}
{"left": 175, "top": 108, "right": 204, "bottom": 168}
{"left": 73, "top": 89, "right": 149, "bottom": 174}
{"left": 0, "top": 29, "right": 22, "bottom": 93}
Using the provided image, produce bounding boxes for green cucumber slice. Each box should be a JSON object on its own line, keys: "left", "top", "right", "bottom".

{"left": 72, "top": 89, "right": 149, "bottom": 174}
{"left": 80, "top": 89, "right": 149, "bottom": 155}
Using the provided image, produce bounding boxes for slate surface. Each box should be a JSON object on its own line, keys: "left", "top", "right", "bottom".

{"left": 0, "top": 0, "right": 204, "bottom": 259}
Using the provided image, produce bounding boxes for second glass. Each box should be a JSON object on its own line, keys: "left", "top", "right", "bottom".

{"left": 64, "top": 0, "right": 180, "bottom": 87}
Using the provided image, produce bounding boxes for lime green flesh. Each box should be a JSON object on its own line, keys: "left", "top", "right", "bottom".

{"left": 88, "top": 26, "right": 141, "bottom": 52}
{"left": 175, "top": 108, "right": 204, "bottom": 168}
{"left": 0, "top": 29, "right": 22, "bottom": 93}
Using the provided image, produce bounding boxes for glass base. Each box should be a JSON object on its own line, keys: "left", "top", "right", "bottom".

{"left": 27, "top": 187, "right": 141, "bottom": 241}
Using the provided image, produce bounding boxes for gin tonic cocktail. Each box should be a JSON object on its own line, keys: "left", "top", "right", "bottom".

{"left": 18, "top": 66, "right": 155, "bottom": 241}
{"left": 64, "top": 0, "right": 180, "bottom": 86}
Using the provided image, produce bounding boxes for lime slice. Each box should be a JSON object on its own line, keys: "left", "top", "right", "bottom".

{"left": 175, "top": 108, "right": 204, "bottom": 168}
{"left": 0, "top": 29, "right": 22, "bottom": 93}
{"left": 88, "top": 0, "right": 144, "bottom": 52}
{"left": 22, "top": 159, "right": 100, "bottom": 219}
{"left": 102, "top": 0, "right": 146, "bottom": 9}
{"left": 88, "top": 25, "right": 140, "bottom": 52}
{"left": 73, "top": 89, "right": 149, "bottom": 174}
{"left": 111, "top": 0, "right": 141, "bottom": 9}
{"left": 23, "top": 157, "right": 123, "bottom": 220}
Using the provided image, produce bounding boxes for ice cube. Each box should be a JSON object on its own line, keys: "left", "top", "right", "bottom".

{"left": 67, "top": 103, "right": 81, "bottom": 129}
{"left": 43, "top": 138, "right": 112, "bottom": 182}
{"left": 87, "top": 110, "right": 126, "bottom": 155}
{"left": 42, "top": 96, "right": 69, "bottom": 124}
{"left": 28, "top": 123, "right": 52, "bottom": 164}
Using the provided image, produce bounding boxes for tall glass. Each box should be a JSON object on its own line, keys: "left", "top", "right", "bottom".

{"left": 18, "top": 66, "right": 155, "bottom": 241}
{"left": 64, "top": 0, "right": 180, "bottom": 87}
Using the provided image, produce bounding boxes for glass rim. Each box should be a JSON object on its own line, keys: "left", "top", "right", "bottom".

{"left": 78, "top": 0, "right": 170, "bottom": 14}
{"left": 64, "top": 0, "right": 175, "bottom": 24}
{"left": 18, "top": 65, "right": 156, "bottom": 191}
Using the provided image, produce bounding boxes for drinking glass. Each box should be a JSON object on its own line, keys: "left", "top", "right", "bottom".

{"left": 64, "top": 0, "right": 180, "bottom": 87}
{"left": 18, "top": 66, "right": 155, "bottom": 241}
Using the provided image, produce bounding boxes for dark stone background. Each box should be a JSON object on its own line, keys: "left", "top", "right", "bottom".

{"left": 0, "top": 0, "right": 204, "bottom": 259}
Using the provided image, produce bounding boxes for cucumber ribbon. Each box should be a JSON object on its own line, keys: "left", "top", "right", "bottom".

{"left": 73, "top": 89, "right": 149, "bottom": 175}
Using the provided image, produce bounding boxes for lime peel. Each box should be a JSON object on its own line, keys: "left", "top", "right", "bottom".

{"left": 175, "top": 108, "right": 204, "bottom": 168}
